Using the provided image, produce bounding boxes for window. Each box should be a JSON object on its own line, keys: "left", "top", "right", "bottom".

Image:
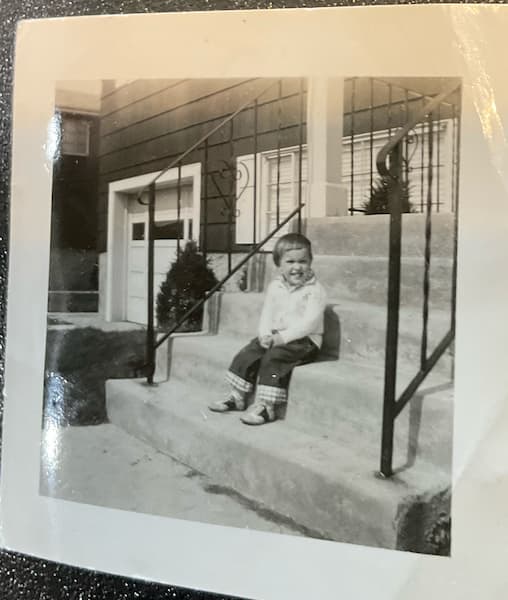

{"left": 264, "top": 149, "right": 308, "bottom": 235}
{"left": 132, "top": 222, "right": 145, "bottom": 241}
{"left": 153, "top": 219, "right": 184, "bottom": 240}
{"left": 235, "top": 120, "right": 454, "bottom": 244}
{"left": 235, "top": 147, "right": 307, "bottom": 244}
{"left": 61, "top": 115, "right": 90, "bottom": 156}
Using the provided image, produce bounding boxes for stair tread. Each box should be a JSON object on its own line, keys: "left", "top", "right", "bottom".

{"left": 164, "top": 331, "right": 452, "bottom": 475}
{"left": 312, "top": 254, "right": 453, "bottom": 262}
{"left": 221, "top": 291, "right": 452, "bottom": 318}
{"left": 170, "top": 331, "right": 452, "bottom": 388}
{"left": 109, "top": 377, "right": 449, "bottom": 495}
{"left": 306, "top": 213, "right": 454, "bottom": 258}
{"left": 217, "top": 293, "right": 454, "bottom": 369}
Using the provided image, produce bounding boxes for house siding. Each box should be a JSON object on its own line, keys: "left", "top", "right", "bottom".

{"left": 343, "top": 77, "right": 461, "bottom": 137}
{"left": 97, "top": 78, "right": 307, "bottom": 252}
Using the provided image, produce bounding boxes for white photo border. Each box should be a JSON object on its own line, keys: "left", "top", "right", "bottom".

{"left": 4, "top": 6, "right": 508, "bottom": 599}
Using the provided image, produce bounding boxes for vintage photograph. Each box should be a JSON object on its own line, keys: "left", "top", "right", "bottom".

{"left": 40, "top": 76, "right": 461, "bottom": 554}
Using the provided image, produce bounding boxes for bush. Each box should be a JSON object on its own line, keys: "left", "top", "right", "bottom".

{"left": 425, "top": 511, "right": 451, "bottom": 556}
{"left": 156, "top": 241, "right": 218, "bottom": 332}
{"left": 44, "top": 327, "right": 146, "bottom": 426}
{"left": 362, "top": 177, "right": 413, "bottom": 215}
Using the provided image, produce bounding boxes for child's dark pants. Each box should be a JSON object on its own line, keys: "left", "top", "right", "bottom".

{"left": 225, "top": 336, "right": 319, "bottom": 408}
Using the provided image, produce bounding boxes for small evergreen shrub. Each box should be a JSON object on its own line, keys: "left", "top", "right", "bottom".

{"left": 156, "top": 241, "right": 218, "bottom": 332}
{"left": 362, "top": 177, "right": 413, "bottom": 215}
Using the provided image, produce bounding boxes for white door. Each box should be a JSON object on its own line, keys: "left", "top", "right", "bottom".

{"left": 126, "top": 185, "right": 193, "bottom": 325}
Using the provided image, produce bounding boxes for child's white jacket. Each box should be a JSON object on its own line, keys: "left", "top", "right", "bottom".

{"left": 258, "top": 273, "right": 327, "bottom": 348}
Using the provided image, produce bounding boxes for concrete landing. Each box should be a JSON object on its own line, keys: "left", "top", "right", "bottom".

{"left": 39, "top": 423, "right": 306, "bottom": 537}
{"left": 106, "top": 377, "right": 450, "bottom": 551}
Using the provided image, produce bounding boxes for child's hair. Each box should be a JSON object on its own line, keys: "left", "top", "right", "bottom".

{"left": 272, "top": 233, "right": 313, "bottom": 267}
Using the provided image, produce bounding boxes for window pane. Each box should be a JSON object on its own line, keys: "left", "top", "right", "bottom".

{"left": 154, "top": 220, "right": 183, "bottom": 240}
{"left": 132, "top": 222, "right": 145, "bottom": 241}
{"left": 61, "top": 116, "right": 90, "bottom": 156}
{"left": 268, "top": 155, "right": 293, "bottom": 185}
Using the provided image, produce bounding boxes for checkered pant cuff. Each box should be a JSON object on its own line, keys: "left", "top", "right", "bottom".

{"left": 226, "top": 371, "right": 254, "bottom": 394}
{"left": 255, "top": 384, "right": 287, "bottom": 405}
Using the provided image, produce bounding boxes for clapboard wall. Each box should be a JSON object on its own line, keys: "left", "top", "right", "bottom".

{"left": 97, "top": 78, "right": 307, "bottom": 252}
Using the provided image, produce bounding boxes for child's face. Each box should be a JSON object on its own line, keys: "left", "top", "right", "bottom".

{"left": 279, "top": 247, "right": 312, "bottom": 287}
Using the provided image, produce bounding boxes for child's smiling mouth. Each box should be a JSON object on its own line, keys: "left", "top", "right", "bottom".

{"left": 288, "top": 272, "right": 305, "bottom": 282}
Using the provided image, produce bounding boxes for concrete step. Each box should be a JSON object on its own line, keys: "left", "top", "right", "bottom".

{"left": 261, "top": 254, "right": 453, "bottom": 310}
{"left": 288, "top": 360, "right": 453, "bottom": 473}
{"left": 166, "top": 333, "right": 453, "bottom": 472}
{"left": 106, "top": 377, "right": 450, "bottom": 550}
{"left": 217, "top": 292, "right": 454, "bottom": 371}
{"left": 305, "top": 213, "right": 454, "bottom": 257}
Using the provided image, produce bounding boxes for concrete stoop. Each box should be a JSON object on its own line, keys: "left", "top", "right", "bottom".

{"left": 106, "top": 377, "right": 449, "bottom": 551}
{"left": 105, "top": 212, "right": 455, "bottom": 551}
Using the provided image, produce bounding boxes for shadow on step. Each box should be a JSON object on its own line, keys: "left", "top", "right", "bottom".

{"left": 320, "top": 305, "right": 341, "bottom": 361}
{"left": 393, "top": 380, "right": 453, "bottom": 476}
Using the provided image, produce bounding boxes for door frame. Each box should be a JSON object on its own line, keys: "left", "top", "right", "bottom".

{"left": 105, "top": 163, "right": 201, "bottom": 322}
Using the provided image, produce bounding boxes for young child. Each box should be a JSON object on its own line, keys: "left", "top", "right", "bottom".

{"left": 208, "top": 233, "right": 327, "bottom": 425}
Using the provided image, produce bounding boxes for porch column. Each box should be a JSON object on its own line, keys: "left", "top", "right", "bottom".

{"left": 306, "top": 77, "right": 348, "bottom": 217}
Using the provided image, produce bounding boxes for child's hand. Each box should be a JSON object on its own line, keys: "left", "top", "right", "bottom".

{"left": 259, "top": 335, "right": 273, "bottom": 349}
{"left": 271, "top": 333, "right": 284, "bottom": 346}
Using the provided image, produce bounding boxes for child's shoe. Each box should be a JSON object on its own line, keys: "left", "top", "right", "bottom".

{"left": 240, "top": 402, "right": 275, "bottom": 425}
{"left": 208, "top": 393, "right": 245, "bottom": 413}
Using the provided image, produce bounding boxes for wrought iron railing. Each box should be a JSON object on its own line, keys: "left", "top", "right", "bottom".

{"left": 344, "top": 77, "right": 460, "bottom": 215}
{"left": 152, "top": 205, "right": 304, "bottom": 352}
{"left": 376, "top": 80, "right": 461, "bottom": 477}
{"left": 134, "top": 78, "right": 307, "bottom": 383}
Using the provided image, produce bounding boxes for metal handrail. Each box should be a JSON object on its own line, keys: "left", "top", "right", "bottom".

{"left": 136, "top": 79, "right": 279, "bottom": 201}
{"left": 143, "top": 204, "right": 304, "bottom": 383}
{"left": 394, "top": 329, "right": 454, "bottom": 418}
{"left": 377, "top": 81, "right": 461, "bottom": 478}
{"left": 155, "top": 204, "right": 304, "bottom": 350}
{"left": 376, "top": 80, "right": 461, "bottom": 178}
{"left": 141, "top": 78, "right": 293, "bottom": 384}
